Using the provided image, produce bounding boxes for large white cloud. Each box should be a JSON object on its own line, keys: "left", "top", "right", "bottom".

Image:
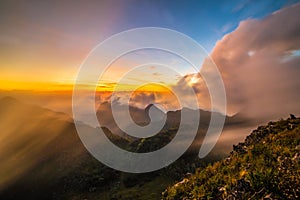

{"left": 177, "top": 3, "right": 300, "bottom": 120}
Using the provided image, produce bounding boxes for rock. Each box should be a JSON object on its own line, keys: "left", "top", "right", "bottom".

{"left": 263, "top": 193, "right": 274, "bottom": 199}
{"left": 292, "top": 152, "right": 299, "bottom": 161}
{"left": 290, "top": 114, "right": 296, "bottom": 119}
{"left": 184, "top": 173, "right": 192, "bottom": 178}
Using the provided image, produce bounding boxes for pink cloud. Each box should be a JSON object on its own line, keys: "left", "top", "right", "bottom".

{"left": 177, "top": 3, "right": 300, "bottom": 121}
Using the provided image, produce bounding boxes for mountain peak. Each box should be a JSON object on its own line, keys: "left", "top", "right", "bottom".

{"left": 145, "top": 103, "right": 154, "bottom": 111}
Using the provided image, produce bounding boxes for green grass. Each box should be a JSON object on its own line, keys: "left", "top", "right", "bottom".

{"left": 163, "top": 117, "right": 300, "bottom": 200}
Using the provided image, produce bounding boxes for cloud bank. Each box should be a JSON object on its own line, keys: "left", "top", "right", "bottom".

{"left": 179, "top": 3, "right": 300, "bottom": 121}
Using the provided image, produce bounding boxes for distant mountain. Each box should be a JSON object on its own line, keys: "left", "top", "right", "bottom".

{"left": 97, "top": 101, "right": 253, "bottom": 136}
{"left": 162, "top": 116, "right": 300, "bottom": 200}
{"left": 97, "top": 101, "right": 255, "bottom": 155}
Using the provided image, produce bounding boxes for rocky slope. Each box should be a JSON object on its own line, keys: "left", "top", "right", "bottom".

{"left": 162, "top": 115, "right": 300, "bottom": 200}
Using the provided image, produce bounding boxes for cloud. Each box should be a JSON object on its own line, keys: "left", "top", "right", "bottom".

{"left": 108, "top": 90, "right": 180, "bottom": 112}
{"left": 171, "top": 74, "right": 211, "bottom": 110}
{"left": 231, "top": 0, "right": 250, "bottom": 13}
{"left": 129, "top": 92, "right": 155, "bottom": 108}
{"left": 175, "top": 3, "right": 300, "bottom": 120}
{"left": 221, "top": 22, "right": 234, "bottom": 33}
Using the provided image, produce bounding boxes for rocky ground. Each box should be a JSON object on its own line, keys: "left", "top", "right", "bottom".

{"left": 162, "top": 115, "right": 300, "bottom": 200}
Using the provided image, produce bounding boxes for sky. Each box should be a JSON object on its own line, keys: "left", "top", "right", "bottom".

{"left": 1, "top": 0, "right": 299, "bottom": 90}
{"left": 0, "top": 0, "right": 300, "bottom": 122}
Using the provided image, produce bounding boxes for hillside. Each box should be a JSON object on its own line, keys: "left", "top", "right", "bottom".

{"left": 162, "top": 116, "right": 300, "bottom": 200}
{"left": 0, "top": 97, "right": 120, "bottom": 200}
{"left": 0, "top": 96, "right": 251, "bottom": 200}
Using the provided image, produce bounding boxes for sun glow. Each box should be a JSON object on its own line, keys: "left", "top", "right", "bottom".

{"left": 188, "top": 75, "right": 199, "bottom": 86}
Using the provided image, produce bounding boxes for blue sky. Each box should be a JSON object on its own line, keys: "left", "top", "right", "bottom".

{"left": 109, "top": 0, "right": 300, "bottom": 51}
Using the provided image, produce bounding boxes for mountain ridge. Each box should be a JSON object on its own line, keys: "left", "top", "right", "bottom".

{"left": 162, "top": 115, "right": 300, "bottom": 200}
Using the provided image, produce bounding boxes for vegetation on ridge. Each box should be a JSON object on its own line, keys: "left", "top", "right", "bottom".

{"left": 163, "top": 115, "right": 300, "bottom": 200}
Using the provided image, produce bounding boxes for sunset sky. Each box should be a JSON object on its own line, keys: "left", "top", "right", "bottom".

{"left": 1, "top": 0, "right": 300, "bottom": 121}
{"left": 1, "top": 0, "right": 298, "bottom": 91}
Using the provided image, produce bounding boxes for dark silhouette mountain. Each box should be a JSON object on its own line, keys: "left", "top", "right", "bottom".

{"left": 97, "top": 101, "right": 253, "bottom": 136}
{"left": 162, "top": 116, "right": 300, "bottom": 200}
{"left": 97, "top": 101, "right": 255, "bottom": 155}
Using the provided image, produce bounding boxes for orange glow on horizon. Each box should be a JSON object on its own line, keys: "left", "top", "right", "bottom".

{"left": 0, "top": 80, "right": 173, "bottom": 93}
{"left": 0, "top": 80, "right": 74, "bottom": 91}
